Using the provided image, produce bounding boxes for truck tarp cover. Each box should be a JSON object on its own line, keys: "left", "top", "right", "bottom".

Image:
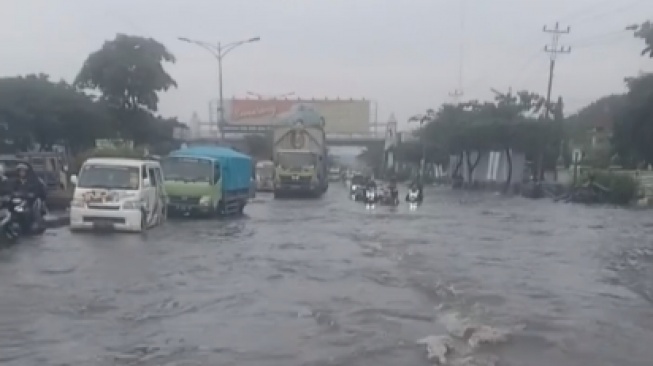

{"left": 169, "top": 146, "right": 252, "bottom": 191}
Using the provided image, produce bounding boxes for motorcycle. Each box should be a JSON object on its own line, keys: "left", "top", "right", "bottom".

{"left": 406, "top": 189, "right": 422, "bottom": 210}
{"left": 0, "top": 195, "right": 19, "bottom": 243}
{"left": 379, "top": 187, "right": 399, "bottom": 206}
{"left": 10, "top": 191, "right": 46, "bottom": 235}
{"left": 364, "top": 187, "right": 378, "bottom": 209}
{"left": 349, "top": 184, "right": 366, "bottom": 201}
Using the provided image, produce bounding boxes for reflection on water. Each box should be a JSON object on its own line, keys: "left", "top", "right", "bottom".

{"left": 1, "top": 186, "right": 653, "bottom": 365}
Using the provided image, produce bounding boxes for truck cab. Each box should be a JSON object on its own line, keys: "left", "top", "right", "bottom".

{"left": 162, "top": 147, "right": 252, "bottom": 217}
{"left": 274, "top": 149, "right": 323, "bottom": 197}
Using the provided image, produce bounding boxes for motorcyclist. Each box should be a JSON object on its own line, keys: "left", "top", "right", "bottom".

{"left": 386, "top": 177, "right": 399, "bottom": 204}
{"left": 406, "top": 180, "right": 424, "bottom": 202}
{"left": 0, "top": 165, "right": 11, "bottom": 196}
{"left": 12, "top": 163, "right": 46, "bottom": 199}
{"left": 364, "top": 177, "right": 378, "bottom": 204}
{"left": 11, "top": 163, "right": 46, "bottom": 229}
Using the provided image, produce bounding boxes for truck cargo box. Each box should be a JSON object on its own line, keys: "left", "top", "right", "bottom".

{"left": 169, "top": 146, "right": 252, "bottom": 192}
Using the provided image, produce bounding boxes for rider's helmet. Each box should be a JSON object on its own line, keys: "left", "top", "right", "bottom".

{"left": 16, "top": 163, "right": 28, "bottom": 178}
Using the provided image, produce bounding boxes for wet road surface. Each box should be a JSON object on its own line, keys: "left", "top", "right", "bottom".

{"left": 1, "top": 185, "right": 653, "bottom": 365}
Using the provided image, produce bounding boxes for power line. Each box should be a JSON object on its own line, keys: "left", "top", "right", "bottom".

{"left": 464, "top": 0, "right": 630, "bottom": 92}
{"left": 572, "top": 0, "right": 647, "bottom": 25}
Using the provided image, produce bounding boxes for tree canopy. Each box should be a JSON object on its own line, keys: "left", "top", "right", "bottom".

{"left": 74, "top": 34, "right": 177, "bottom": 112}
{"left": 632, "top": 20, "right": 653, "bottom": 58}
{"left": 0, "top": 34, "right": 185, "bottom": 156}
{"left": 74, "top": 34, "right": 181, "bottom": 146}
{"left": 612, "top": 73, "right": 653, "bottom": 168}
{"left": 0, "top": 74, "right": 111, "bottom": 153}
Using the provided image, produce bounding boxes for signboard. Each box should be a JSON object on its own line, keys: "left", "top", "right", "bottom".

{"left": 95, "top": 139, "right": 134, "bottom": 150}
{"left": 222, "top": 98, "right": 371, "bottom": 134}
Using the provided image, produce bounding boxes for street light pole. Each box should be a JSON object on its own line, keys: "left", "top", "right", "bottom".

{"left": 178, "top": 36, "right": 261, "bottom": 141}
{"left": 217, "top": 42, "right": 224, "bottom": 131}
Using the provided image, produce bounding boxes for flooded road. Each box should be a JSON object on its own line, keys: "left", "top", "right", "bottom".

{"left": 1, "top": 185, "right": 653, "bottom": 365}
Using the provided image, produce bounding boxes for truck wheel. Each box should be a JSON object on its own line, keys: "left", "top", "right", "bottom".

{"left": 238, "top": 200, "right": 246, "bottom": 215}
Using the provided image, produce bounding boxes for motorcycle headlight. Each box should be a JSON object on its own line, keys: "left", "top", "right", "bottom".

{"left": 11, "top": 198, "right": 21, "bottom": 205}
{"left": 122, "top": 200, "right": 142, "bottom": 210}
{"left": 199, "top": 196, "right": 211, "bottom": 206}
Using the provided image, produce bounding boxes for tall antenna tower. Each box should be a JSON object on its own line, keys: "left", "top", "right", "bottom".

{"left": 449, "top": 0, "right": 466, "bottom": 103}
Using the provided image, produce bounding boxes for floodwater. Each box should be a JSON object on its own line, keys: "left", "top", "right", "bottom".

{"left": 1, "top": 185, "right": 653, "bottom": 366}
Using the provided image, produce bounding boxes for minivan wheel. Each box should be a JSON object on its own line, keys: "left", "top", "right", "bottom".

{"left": 140, "top": 209, "right": 147, "bottom": 231}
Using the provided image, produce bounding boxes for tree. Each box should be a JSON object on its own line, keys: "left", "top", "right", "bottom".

{"left": 630, "top": 21, "right": 653, "bottom": 57}
{"left": 0, "top": 74, "right": 113, "bottom": 153}
{"left": 74, "top": 34, "right": 177, "bottom": 144}
{"left": 243, "top": 133, "right": 273, "bottom": 160}
{"left": 612, "top": 73, "right": 653, "bottom": 168}
{"left": 75, "top": 34, "right": 177, "bottom": 112}
{"left": 417, "top": 90, "right": 561, "bottom": 190}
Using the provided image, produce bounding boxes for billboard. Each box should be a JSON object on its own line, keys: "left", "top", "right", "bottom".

{"left": 221, "top": 98, "right": 371, "bottom": 134}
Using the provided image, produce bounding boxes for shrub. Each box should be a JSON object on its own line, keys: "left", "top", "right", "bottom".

{"left": 582, "top": 170, "right": 639, "bottom": 205}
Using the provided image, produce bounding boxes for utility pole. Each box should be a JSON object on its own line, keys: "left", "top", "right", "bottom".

{"left": 449, "top": 89, "right": 464, "bottom": 104}
{"left": 543, "top": 22, "right": 571, "bottom": 119}
{"left": 538, "top": 22, "right": 570, "bottom": 181}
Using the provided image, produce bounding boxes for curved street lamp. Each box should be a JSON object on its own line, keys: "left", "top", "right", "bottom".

{"left": 178, "top": 36, "right": 261, "bottom": 139}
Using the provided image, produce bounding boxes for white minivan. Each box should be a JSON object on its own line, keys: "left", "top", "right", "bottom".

{"left": 69, "top": 158, "right": 167, "bottom": 232}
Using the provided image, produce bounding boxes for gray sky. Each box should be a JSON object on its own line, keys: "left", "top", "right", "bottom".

{"left": 1, "top": 0, "right": 652, "bottom": 131}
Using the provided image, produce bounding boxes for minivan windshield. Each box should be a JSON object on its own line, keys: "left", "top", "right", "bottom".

{"left": 162, "top": 157, "right": 214, "bottom": 183}
{"left": 78, "top": 164, "right": 140, "bottom": 190}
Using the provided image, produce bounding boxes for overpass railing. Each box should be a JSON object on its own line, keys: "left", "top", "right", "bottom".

{"left": 326, "top": 133, "right": 384, "bottom": 141}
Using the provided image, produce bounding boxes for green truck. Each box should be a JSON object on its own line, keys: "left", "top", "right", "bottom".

{"left": 272, "top": 104, "right": 328, "bottom": 198}
{"left": 162, "top": 146, "right": 253, "bottom": 217}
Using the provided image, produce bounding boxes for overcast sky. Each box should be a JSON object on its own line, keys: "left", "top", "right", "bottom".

{"left": 1, "top": 0, "right": 652, "bottom": 131}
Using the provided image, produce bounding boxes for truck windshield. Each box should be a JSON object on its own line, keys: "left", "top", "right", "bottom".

{"left": 277, "top": 152, "right": 315, "bottom": 169}
{"left": 162, "top": 157, "right": 214, "bottom": 183}
{"left": 78, "top": 165, "right": 140, "bottom": 190}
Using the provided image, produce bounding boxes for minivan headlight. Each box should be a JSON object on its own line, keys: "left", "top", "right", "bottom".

{"left": 122, "top": 200, "right": 142, "bottom": 210}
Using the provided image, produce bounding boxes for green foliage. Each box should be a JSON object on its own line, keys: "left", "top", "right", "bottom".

{"left": 631, "top": 21, "right": 653, "bottom": 58}
{"left": 0, "top": 34, "right": 184, "bottom": 157}
{"left": 581, "top": 170, "right": 639, "bottom": 205}
{"left": 0, "top": 74, "right": 112, "bottom": 153}
{"left": 611, "top": 73, "right": 653, "bottom": 168}
{"left": 565, "top": 94, "right": 625, "bottom": 147}
{"left": 243, "top": 133, "right": 273, "bottom": 160}
{"left": 75, "top": 34, "right": 177, "bottom": 112}
{"left": 414, "top": 90, "right": 562, "bottom": 185}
